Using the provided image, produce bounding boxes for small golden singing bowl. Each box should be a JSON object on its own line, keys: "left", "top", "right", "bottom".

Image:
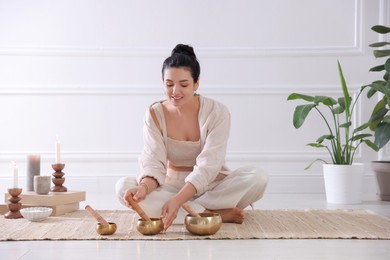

{"left": 185, "top": 212, "right": 222, "bottom": 235}
{"left": 136, "top": 218, "right": 164, "bottom": 235}
{"left": 96, "top": 222, "right": 117, "bottom": 235}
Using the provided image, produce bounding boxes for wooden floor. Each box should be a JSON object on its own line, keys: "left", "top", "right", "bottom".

{"left": 2, "top": 193, "right": 390, "bottom": 260}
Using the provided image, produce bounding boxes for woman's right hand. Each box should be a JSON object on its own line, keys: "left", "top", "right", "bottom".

{"left": 123, "top": 185, "right": 147, "bottom": 205}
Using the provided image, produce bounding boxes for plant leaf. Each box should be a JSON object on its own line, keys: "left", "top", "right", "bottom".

{"left": 369, "top": 81, "right": 387, "bottom": 94}
{"left": 369, "top": 98, "right": 388, "bottom": 131}
{"left": 369, "top": 105, "right": 388, "bottom": 122}
{"left": 313, "top": 96, "right": 337, "bottom": 106}
{"left": 304, "top": 158, "right": 328, "bottom": 170}
{"left": 287, "top": 93, "right": 314, "bottom": 102}
{"left": 338, "top": 96, "right": 352, "bottom": 109}
{"left": 383, "top": 115, "right": 390, "bottom": 123}
{"left": 374, "top": 50, "right": 390, "bottom": 58}
{"left": 344, "top": 144, "right": 356, "bottom": 152}
{"left": 316, "top": 135, "right": 334, "bottom": 143}
{"left": 374, "top": 122, "right": 390, "bottom": 149}
{"left": 369, "top": 65, "right": 385, "bottom": 72}
{"left": 292, "top": 104, "right": 316, "bottom": 129}
{"left": 372, "top": 25, "right": 390, "bottom": 34}
{"left": 364, "top": 139, "right": 379, "bottom": 152}
{"left": 333, "top": 106, "right": 345, "bottom": 114}
{"left": 385, "top": 58, "right": 390, "bottom": 72}
{"left": 338, "top": 61, "right": 350, "bottom": 117}
{"left": 353, "top": 123, "right": 370, "bottom": 133}
{"left": 339, "top": 122, "right": 351, "bottom": 128}
{"left": 385, "top": 81, "right": 390, "bottom": 104}
{"left": 351, "top": 134, "right": 372, "bottom": 141}
{"left": 306, "top": 143, "right": 327, "bottom": 148}
{"left": 369, "top": 42, "right": 390, "bottom": 47}
{"left": 367, "top": 87, "right": 377, "bottom": 98}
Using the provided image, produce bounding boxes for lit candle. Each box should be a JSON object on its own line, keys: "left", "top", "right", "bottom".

{"left": 12, "top": 161, "right": 18, "bottom": 188}
{"left": 55, "top": 135, "right": 61, "bottom": 163}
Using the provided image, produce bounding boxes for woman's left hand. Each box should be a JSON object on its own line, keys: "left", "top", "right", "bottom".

{"left": 160, "top": 198, "right": 181, "bottom": 231}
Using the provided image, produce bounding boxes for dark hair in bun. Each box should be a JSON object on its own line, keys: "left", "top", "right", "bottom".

{"left": 162, "top": 44, "right": 200, "bottom": 83}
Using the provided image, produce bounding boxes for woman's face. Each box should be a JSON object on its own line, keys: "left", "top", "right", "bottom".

{"left": 163, "top": 67, "right": 199, "bottom": 107}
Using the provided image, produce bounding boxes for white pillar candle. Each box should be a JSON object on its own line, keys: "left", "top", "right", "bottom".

{"left": 12, "top": 161, "right": 18, "bottom": 188}
{"left": 55, "top": 135, "right": 61, "bottom": 163}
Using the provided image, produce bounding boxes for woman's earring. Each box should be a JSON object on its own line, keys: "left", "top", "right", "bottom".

{"left": 193, "top": 91, "right": 199, "bottom": 96}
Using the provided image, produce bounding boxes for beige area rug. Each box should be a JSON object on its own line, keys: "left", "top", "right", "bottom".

{"left": 1, "top": 209, "right": 390, "bottom": 241}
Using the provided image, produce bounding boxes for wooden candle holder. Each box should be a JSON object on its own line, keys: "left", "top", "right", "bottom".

{"left": 4, "top": 188, "right": 23, "bottom": 219}
{"left": 51, "top": 163, "right": 67, "bottom": 192}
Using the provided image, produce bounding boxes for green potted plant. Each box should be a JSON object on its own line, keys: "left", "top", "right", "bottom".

{"left": 287, "top": 61, "right": 378, "bottom": 204}
{"left": 364, "top": 25, "right": 390, "bottom": 201}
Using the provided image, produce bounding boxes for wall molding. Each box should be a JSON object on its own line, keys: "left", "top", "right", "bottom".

{"left": 379, "top": 0, "right": 389, "bottom": 26}
{"left": 0, "top": 84, "right": 364, "bottom": 95}
{"left": 0, "top": 150, "right": 365, "bottom": 164}
{"left": 0, "top": 174, "right": 377, "bottom": 195}
{"left": 0, "top": 0, "right": 363, "bottom": 58}
{"left": 0, "top": 45, "right": 363, "bottom": 58}
{"left": 0, "top": 151, "right": 139, "bottom": 163}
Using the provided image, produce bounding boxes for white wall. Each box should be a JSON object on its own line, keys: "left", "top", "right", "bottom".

{"left": 0, "top": 0, "right": 389, "bottom": 197}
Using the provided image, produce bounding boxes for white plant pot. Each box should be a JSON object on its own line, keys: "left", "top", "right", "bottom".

{"left": 323, "top": 163, "right": 364, "bottom": 204}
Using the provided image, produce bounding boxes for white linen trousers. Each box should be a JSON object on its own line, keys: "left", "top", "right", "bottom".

{"left": 116, "top": 166, "right": 268, "bottom": 224}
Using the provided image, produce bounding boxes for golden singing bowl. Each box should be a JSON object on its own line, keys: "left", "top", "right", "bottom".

{"left": 96, "top": 222, "right": 117, "bottom": 235}
{"left": 185, "top": 212, "right": 222, "bottom": 235}
{"left": 136, "top": 218, "right": 164, "bottom": 235}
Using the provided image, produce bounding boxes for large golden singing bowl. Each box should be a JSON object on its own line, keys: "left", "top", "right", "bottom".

{"left": 96, "top": 222, "right": 117, "bottom": 235}
{"left": 185, "top": 212, "right": 222, "bottom": 235}
{"left": 136, "top": 218, "right": 164, "bottom": 235}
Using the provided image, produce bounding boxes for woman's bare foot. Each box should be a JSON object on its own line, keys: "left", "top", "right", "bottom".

{"left": 205, "top": 207, "right": 245, "bottom": 224}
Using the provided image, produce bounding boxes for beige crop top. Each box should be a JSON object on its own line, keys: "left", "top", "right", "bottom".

{"left": 167, "top": 137, "right": 201, "bottom": 167}
{"left": 151, "top": 102, "right": 201, "bottom": 167}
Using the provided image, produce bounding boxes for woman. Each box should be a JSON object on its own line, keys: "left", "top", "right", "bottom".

{"left": 116, "top": 44, "right": 268, "bottom": 231}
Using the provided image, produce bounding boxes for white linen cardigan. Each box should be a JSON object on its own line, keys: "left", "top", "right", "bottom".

{"left": 137, "top": 95, "right": 230, "bottom": 195}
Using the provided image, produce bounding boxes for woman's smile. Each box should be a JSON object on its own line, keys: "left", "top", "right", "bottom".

{"left": 164, "top": 67, "right": 198, "bottom": 107}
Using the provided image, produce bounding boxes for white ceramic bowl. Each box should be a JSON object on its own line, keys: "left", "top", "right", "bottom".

{"left": 20, "top": 207, "right": 53, "bottom": 222}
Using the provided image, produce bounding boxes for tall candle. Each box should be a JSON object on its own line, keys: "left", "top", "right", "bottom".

{"left": 27, "top": 154, "right": 41, "bottom": 191}
{"left": 56, "top": 135, "right": 61, "bottom": 163}
{"left": 12, "top": 161, "right": 18, "bottom": 188}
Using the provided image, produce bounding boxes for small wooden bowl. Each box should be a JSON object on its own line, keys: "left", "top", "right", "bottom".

{"left": 185, "top": 212, "right": 222, "bottom": 235}
{"left": 96, "top": 222, "right": 117, "bottom": 235}
{"left": 136, "top": 218, "right": 163, "bottom": 235}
